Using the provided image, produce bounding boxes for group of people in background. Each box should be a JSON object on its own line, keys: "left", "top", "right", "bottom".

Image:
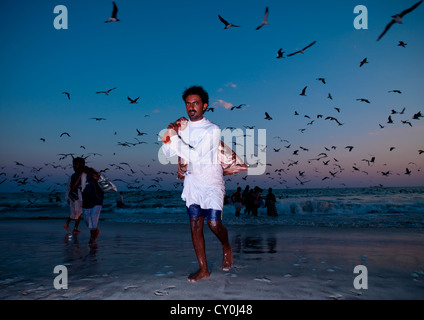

{"left": 64, "top": 157, "right": 104, "bottom": 245}
{"left": 230, "top": 185, "right": 278, "bottom": 217}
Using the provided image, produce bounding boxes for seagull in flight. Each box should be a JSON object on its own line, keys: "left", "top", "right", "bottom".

{"left": 397, "top": 41, "right": 407, "bottom": 48}
{"left": 377, "top": 0, "right": 423, "bottom": 41}
{"left": 356, "top": 98, "right": 370, "bottom": 103}
{"left": 360, "top": 58, "right": 368, "bottom": 67}
{"left": 136, "top": 129, "right": 148, "bottom": 136}
{"left": 105, "top": 2, "right": 120, "bottom": 23}
{"left": 230, "top": 104, "right": 246, "bottom": 110}
{"left": 256, "top": 7, "right": 269, "bottom": 30}
{"left": 287, "top": 41, "right": 316, "bottom": 57}
{"left": 264, "top": 112, "right": 273, "bottom": 120}
{"left": 62, "top": 92, "right": 70, "bottom": 100}
{"left": 96, "top": 87, "right": 116, "bottom": 95}
{"left": 218, "top": 15, "right": 240, "bottom": 29}
{"left": 299, "top": 86, "right": 307, "bottom": 96}
{"left": 90, "top": 117, "right": 107, "bottom": 121}
{"left": 412, "top": 111, "right": 423, "bottom": 119}
{"left": 276, "top": 48, "right": 285, "bottom": 59}
{"left": 128, "top": 96, "right": 140, "bottom": 104}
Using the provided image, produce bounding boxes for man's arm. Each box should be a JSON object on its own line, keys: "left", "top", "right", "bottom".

{"left": 168, "top": 126, "right": 221, "bottom": 164}
{"left": 84, "top": 167, "right": 100, "bottom": 181}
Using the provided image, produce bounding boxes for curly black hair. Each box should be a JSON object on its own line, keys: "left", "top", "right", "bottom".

{"left": 182, "top": 85, "right": 209, "bottom": 105}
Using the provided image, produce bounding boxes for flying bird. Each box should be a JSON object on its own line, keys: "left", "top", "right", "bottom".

{"left": 389, "top": 90, "right": 402, "bottom": 94}
{"left": 105, "top": 2, "right": 120, "bottom": 23}
{"left": 62, "top": 92, "right": 70, "bottom": 100}
{"left": 387, "top": 115, "right": 394, "bottom": 123}
{"left": 218, "top": 15, "right": 240, "bottom": 29}
{"left": 316, "top": 78, "right": 326, "bottom": 84}
{"left": 60, "top": 132, "right": 71, "bottom": 137}
{"left": 90, "top": 117, "right": 107, "bottom": 121}
{"left": 325, "top": 116, "right": 343, "bottom": 126}
{"left": 256, "top": 7, "right": 269, "bottom": 30}
{"left": 345, "top": 146, "right": 354, "bottom": 152}
{"left": 128, "top": 96, "right": 140, "bottom": 104}
{"left": 96, "top": 87, "right": 116, "bottom": 95}
{"left": 276, "top": 48, "right": 285, "bottom": 59}
{"left": 264, "top": 112, "right": 273, "bottom": 120}
{"left": 360, "top": 58, "right": 368, "bottom": 67}
{"left": 136, "top": 129, "right": 147, "bottom": 136}
{"left": 398, "top": 41, "right": 407, "bottom": 48}
{"left": 377, "top": 0, "right": 423, "bottom": 41}
{"left": 230, "top": 104, "right": 246, "bottom": 110}
{"left": 287, "top": 41, "right": 316, "bottom": 57}
{"left": 299, "top": 86, "right": 307, "bottom": 96}
{"left": 412, "top": 111, "right": 423, "bottom": 119}
{"left": 356, "top": 98, "right": 370, "bottom": 103}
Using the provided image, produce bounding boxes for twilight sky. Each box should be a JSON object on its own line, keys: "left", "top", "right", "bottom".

{"left": 0, "top": 0, "right": 423, "bottom": 192}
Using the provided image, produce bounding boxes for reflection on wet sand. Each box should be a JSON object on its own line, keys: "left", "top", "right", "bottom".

{"left": 233, "top": 234, "right": 277, "bottom": 255}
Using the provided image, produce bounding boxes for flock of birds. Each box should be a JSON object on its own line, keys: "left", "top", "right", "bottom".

{"left": 1, "top": 1, "right": 423, "bottom": 200}
{"left": 212, "top": 1, "right": 424, "bottom": 188}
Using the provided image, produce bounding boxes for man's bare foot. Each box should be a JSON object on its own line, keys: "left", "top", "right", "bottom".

{"left": 187, "top": 270, "right": 210, "bottom": 283}
{"left": 63, "top": 224, "right": 70, "bottom": 232}
{"left": 222, "top": 247, "right": 233, "bottom": 271}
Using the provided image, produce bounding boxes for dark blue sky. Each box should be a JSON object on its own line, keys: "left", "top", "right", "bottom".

{"left": 0, "top": 0, "right": 423, "bottom": 192}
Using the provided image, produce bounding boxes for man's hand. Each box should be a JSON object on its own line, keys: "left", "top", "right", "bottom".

{"left": 175, "top": 117, "right": 188, "bottom": 131}
{"left": 161, "top": 117, "right": 188, "bottom": 143}
{"left": 161, "top": 122, "right": 179, "bottom": 143}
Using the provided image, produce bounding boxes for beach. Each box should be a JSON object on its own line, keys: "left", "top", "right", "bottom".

{"left": 1, "top": 219, "right": 423, "bottom": 301}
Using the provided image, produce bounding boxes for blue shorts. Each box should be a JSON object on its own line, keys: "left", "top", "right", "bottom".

{"left": 83, "top": 205, "right": 102, "bottom": 230}
{"left": 187, "top": 204, "right": 222, "bottom": 221}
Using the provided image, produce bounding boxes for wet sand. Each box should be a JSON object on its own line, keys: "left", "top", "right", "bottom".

{"left": 0, "top": 219, "right": 423, "bottom": 300}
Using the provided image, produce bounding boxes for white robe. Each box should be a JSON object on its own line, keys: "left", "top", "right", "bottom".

{"left": 162, "top": 118, "right": 225, "bottom": 210}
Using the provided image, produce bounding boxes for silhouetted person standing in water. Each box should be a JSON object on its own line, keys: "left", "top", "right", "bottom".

{"left": 161, "top": 86, "right": 233, "bottom": 282}
{"left": 64, "top": 157, "right": 85, "bottom": 234}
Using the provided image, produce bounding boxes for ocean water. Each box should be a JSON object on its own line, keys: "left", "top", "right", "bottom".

{"left": 0, "top": 186, "right": 423, "bottom": 228}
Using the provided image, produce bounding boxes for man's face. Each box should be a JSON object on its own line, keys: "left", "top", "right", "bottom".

{"left": 185, "top": 94, "right": 207, "bottom": 122}
{"left": 73, "top": 161, "right": 84, "bottom": 173}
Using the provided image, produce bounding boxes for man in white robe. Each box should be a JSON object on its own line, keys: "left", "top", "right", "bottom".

{"left": 161, "top": 86, "right": 233, "bottom": 282}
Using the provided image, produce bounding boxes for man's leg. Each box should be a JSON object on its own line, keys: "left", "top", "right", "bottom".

{"left": 73, "top": 215, "right": 82, "bottom": 234}
{"left": 63, "top": 218, "right": 71, "bottom": 232}
{"left": 188, "top": 217, "right": 210, "bottom": 282}
{"left": 207, "top": 220, "right": 233, "bottom": 271}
